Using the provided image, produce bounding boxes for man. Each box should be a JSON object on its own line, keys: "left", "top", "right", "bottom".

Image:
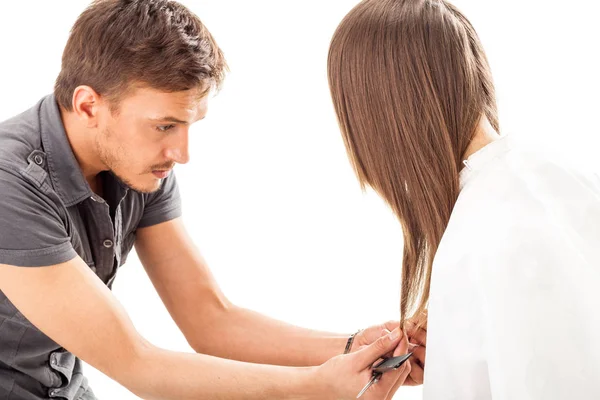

{"left": 0, "top": 1, "right": 425, "bottom": 399}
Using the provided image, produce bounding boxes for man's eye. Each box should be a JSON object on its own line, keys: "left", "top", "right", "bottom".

{"left": 156, "top": 124, "right": 176, "bottom": 132}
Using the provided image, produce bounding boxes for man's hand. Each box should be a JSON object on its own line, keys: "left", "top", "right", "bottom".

{"left": 403, "top": 312, "right": 427, "bottom": 386}
{"left": 316, "top": 329, "right": 411, "bottom": 399}
{"left": 351, "top": 320, "right": 402, "bottom": 354}
{"left": 349, "top": 313, "right": 427, "bottom": 387}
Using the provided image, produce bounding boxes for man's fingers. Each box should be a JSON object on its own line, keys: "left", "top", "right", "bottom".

{"left": 406, "top": 318, "right": 427, "bottom": 334}
{"left": 411, "top": 344, "right": 426, "bottom": 369}
{"left": 404, "top": 359, "right": 424, "bottom": 386}
{"left": 401, "top": 361, "right": 422, "bottom": 386}
{"left": 400, "top": 345, "right": 425, "bottom": 386}
{"left": 354, "top": 328, "right": 404, "bottom": 369}
{"left": 379, "top": 329, "right": 397, "bottom": 358}
{"left": 406, "top": 320, "right": 427, "bottom": 347}
{"left": 384, "top": 373, "right": 405, "bottom": 399}
{"left": 413, "top": 309, "right": 428, "bottom": 329}
{"left": 383, "top": 354, "right": 412, "bottom": 399}
{"left": 384, "top": 320, "right": 400, "bottom": 333}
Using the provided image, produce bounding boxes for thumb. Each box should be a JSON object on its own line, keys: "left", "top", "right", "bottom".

{"left": 392, "top": 330, "right": 410, "bottom": 358}
{"left": 354, "top": 328, "right": 403, "bottom": 368}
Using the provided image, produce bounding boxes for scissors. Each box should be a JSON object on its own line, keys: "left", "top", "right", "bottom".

{"left": 356, "top": 352, "right": 413, "bottom": 398}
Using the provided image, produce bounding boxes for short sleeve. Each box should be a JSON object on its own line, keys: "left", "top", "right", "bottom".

{"left": 474, "top": 223, "right": 600, "bottom": 399}
{"left": 0, "top": 170, "right": 77, "bottom": 267}
{"left": 138, "top": 172, "right": 182, "bottom": 228}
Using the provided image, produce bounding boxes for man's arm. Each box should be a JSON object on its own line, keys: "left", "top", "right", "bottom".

{"left": 0, "top": 257, "right": 409, "bottom": 399}
{"left": 0, "top": 258, "right": 319, "bottom": 399}
{"left": 135, "top": 218, "right": 351, "bottom": 366}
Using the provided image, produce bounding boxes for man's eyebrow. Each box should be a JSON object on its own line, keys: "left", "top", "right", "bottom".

{"left": 149, "top": 116, "right": 190, "bottom": 125}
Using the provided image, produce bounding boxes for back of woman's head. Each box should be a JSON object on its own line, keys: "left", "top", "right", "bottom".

{"left": 328, "top": 0, "right": 499, "bottom": 324}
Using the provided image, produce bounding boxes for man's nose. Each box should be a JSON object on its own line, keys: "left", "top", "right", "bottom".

{"left": 165, "top": 130, "right": 190, "bottom": 165}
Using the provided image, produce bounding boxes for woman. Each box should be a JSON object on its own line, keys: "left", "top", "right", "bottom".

{"left": 328, "top": 0, "right": 600, "bottom": 399}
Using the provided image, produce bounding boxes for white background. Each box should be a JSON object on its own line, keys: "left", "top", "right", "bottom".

{"left": 1, "top": 1, "right": 599, "bottom": 399}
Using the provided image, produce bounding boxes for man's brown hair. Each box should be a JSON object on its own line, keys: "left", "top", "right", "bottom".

{"left": 55, "top": 0, "right": 227, "bottom": 111}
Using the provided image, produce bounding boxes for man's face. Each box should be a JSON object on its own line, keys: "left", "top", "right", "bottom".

{"left": 95, "top": 86, "right": 208, "bottom": 193}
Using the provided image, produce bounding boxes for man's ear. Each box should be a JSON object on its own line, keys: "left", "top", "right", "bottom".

{"left": 71, "top": 85, "right": 102, "bottom": 129}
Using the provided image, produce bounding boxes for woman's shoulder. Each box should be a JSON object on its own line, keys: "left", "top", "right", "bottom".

{"left": 460, "top": 138, "right": 599, "bottom": 214}
{"left": 448, "top": 139, "right": 600, "bottom": 251}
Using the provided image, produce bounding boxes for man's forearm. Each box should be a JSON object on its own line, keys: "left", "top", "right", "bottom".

{"left": 124, "top": 340, "right": 319, "bottom": 400}
{"left": 188, "top": 305, "right": 349, "bottom": 366}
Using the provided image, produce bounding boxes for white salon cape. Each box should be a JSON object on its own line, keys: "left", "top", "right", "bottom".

{"left": 422, "top": 135, "right": 600, "bottom": 399}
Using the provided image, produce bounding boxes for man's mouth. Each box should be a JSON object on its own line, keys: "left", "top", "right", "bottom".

{"left": 152, "top": 169, "right": 171, "bottom": 179}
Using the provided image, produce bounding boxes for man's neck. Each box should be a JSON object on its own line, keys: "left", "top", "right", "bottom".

{"left": 59, "top": 106, "right": 106, "bottom": 194}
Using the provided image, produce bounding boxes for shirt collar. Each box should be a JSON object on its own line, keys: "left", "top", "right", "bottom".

{"left": 459, "top": 134, "right": 513, "bottom": 190}
{"left": 40, "top": 94, "right": 94, "bottom": 207}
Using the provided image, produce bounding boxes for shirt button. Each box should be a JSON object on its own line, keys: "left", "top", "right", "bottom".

{"left": 103, "top": 239, "right": 114, "bottom": 248}
{"left": 33, "top": 155, "right": 44, "bottom": 165}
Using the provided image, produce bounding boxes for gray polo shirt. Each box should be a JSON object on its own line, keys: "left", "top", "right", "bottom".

{"left": 0, "top": 95, "right": 182, "bottom": 400}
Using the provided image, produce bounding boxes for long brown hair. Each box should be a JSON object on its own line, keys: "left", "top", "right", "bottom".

{"left": 328, "top": 0, "right": 499, "bottom": 326}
